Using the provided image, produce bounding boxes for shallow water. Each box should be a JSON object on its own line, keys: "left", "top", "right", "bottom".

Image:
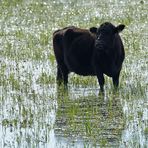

{"left": 0, "top": 0, "right": 148, "bottom": 147}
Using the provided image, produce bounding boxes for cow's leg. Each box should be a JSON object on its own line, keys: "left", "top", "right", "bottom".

{"left": 63, "top": 69, "right": 69, "bottom": 87}
{"left": 96, "top": 70, "right": 105, "bottom": 92}
{"left": 58, "top": 63, "right": 69, "bottom": 88}
{"left": 57, "top": 65, "right": 63, "bottom": 85}
{"left": 112, "top": 71, "right": 120, "bottom": 89}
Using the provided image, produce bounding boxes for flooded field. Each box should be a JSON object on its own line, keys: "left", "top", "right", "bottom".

{"left": 0, "top": 0, "right": 147, "bottom": 147}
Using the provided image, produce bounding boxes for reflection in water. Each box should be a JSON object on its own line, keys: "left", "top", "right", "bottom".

{"left": 55, "top": 88, "right": 125, "bottom": 147}
{"left": 0, "top": 0, "right": 147, "bottom": 147}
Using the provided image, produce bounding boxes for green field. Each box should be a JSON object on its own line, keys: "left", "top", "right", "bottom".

{"left": 0, "top": 0, "right": 147, "bottom": 147}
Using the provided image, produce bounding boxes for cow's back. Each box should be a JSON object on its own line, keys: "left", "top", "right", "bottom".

{"left": 63, "top": 28, "right": 96, "bottom": 75}
{"left": 53, "top": 26, "right": 76, "bottom": 63}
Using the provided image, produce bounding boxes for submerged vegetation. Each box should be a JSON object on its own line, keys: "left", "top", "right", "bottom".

{"left": 0, "top": 0, "right": 147, "bottom": 147}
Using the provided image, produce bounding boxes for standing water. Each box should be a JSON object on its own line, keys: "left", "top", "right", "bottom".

{"left": 0, "top": 0, "right": 147, "bottom": 147}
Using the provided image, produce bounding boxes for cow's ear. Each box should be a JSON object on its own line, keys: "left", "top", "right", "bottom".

{"left": 89, "top": 27, "right": 97, "bottom": 34}
{"left": 115, "top": 24, "right": 125, "bottom": 33}
{"left": 64, "top": 28, "right": 74, "bottom": 36}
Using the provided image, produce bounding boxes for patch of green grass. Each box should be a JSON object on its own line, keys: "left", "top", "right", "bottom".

{"left": 84, "top": 113, "right": 92, "bottom": 136}
{"left": 0, "top": 35, "right": 47, "bottom": 60}
{"left": 39, "top": 32, "right": 50, "bottom": 46}
{"left": 1, "top": 0, "right": 23, "bottom": 8}
{"left": 144, "top": 127, "right": 148, "bottom": 135}
{"left": 49, "top": 53, "right": 55, "bottom": 65}
{"left": 36, "top": 72, "right": 55, "bottom": 85}
{"left": 8, "top": 73, "right": 20, "bottom": 90}
{"left": 15, "top": 29, "right": 26, "bottom": 39}
{"left": 70, "top": 75, "right": 97, "bottom": 87}
{"left": 0, "top": 62, "right": 7, "bottom": 86}
{"left": 100, "top": 138, "right": 108, "bottom": 147}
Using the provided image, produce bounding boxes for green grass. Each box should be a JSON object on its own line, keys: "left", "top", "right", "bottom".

{"left": 36, "top": 72, "right": 55, "bottom": 85}
{"left": 0, "top": 0, "right": 147, "bottom": 147}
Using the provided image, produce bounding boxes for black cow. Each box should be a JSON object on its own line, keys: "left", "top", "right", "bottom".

{"left": 53, "top": 22, "right": 125, "bottom": 92}
{"left": 93, "top": 22, "right": 125, "bottom": 91}
{"left": 53, "top": 26, "right": 97, "bottom": 85}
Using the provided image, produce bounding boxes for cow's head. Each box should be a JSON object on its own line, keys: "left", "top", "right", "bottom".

{"left": 95, "top": 22, "right": 125, "bottom": 50}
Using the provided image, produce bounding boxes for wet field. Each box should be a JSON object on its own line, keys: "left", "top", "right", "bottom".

{"left": 0, "top": 0, "right": 147, "bottom": 147}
